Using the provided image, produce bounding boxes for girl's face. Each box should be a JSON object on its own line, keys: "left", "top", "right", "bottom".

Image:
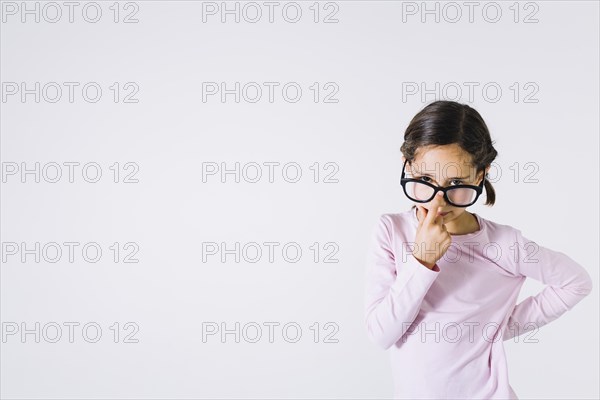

{"left": 402, "top": 144, "right": 488, "bottom": 224}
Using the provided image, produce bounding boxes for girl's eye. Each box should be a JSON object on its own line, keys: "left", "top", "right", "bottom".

{"left": 450, "top": 179, "right": 463, "bottom": 186}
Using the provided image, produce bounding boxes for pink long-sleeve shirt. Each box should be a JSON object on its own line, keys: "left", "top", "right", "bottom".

{"left": 364, "top": 207, "right": 593, "bottom": 399}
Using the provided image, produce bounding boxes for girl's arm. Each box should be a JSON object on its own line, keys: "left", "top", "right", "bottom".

{"left": 502, "top": 228, "right": 593, "bottom": 341}
{"left": 364, "top": 214, "right": 441, "bottom": 350}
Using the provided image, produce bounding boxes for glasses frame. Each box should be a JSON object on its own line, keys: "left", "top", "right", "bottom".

{"left": 400, "top": 159, "right": 485, "bottom": 208}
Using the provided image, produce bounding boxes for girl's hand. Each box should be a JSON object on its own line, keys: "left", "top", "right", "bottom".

{"left": 413, "top": 191, "right": 452, "bottom": 269}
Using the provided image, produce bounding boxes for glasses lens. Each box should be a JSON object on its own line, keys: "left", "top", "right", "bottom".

{"left": 405, "top": 181, "right": 435, "bottom": 202}
{"left": 447, "top": 187, "right": 478, "bottom": 206}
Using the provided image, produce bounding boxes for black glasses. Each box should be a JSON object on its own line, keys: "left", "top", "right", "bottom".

{"left": 400, "top": 159, "right": 484, "bottom": 207}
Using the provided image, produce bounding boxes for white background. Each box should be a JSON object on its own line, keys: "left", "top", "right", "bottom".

{"left": 1, "top": 1, "right": 598, "bottom": 399}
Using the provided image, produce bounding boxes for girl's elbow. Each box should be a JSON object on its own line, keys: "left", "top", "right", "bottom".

{"left": 580, "top": 273, "right": 593, "bottom": 296}
{"left": 365, "top": 319, "right": 396, "bottom": 350}
{"left": 576, "top": 267, "right": 594, "bottom": 296}
{"left": 367, "top": 331, "right": 395, "bottom": 351}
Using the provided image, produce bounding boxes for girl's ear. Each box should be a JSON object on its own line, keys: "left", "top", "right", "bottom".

{"left": 484, "top": 165, "right": 491, "bottom": 179}
{"left": 478, "top": 165, "right": 491, "bottom": 184}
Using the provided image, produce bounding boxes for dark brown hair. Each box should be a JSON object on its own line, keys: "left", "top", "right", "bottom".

{"left": 400, "top": 100, "right": 497, "bottom": 206}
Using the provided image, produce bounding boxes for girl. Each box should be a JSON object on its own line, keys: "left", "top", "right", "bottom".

{"left": 363, "top": 100, "right": 593, "bottom": 399}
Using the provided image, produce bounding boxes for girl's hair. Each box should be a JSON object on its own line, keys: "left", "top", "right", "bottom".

{"left": 400, "top": 100, "right": 498, "bottom": 206}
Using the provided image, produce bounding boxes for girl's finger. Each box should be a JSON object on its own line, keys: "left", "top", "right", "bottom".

{"left": 425, "top": 192, "right": 444, "bottom": 226}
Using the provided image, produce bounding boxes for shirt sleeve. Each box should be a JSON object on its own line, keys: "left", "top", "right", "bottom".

{"left": 502, "top": 228, "right": 593, "bottom": 341}
{"left": 364, "top": 214, "right": 441, "bottom": 350}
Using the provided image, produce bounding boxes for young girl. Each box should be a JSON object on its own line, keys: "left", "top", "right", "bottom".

{"left": 363, "top": 100, "right": 593, "bottom": 399}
